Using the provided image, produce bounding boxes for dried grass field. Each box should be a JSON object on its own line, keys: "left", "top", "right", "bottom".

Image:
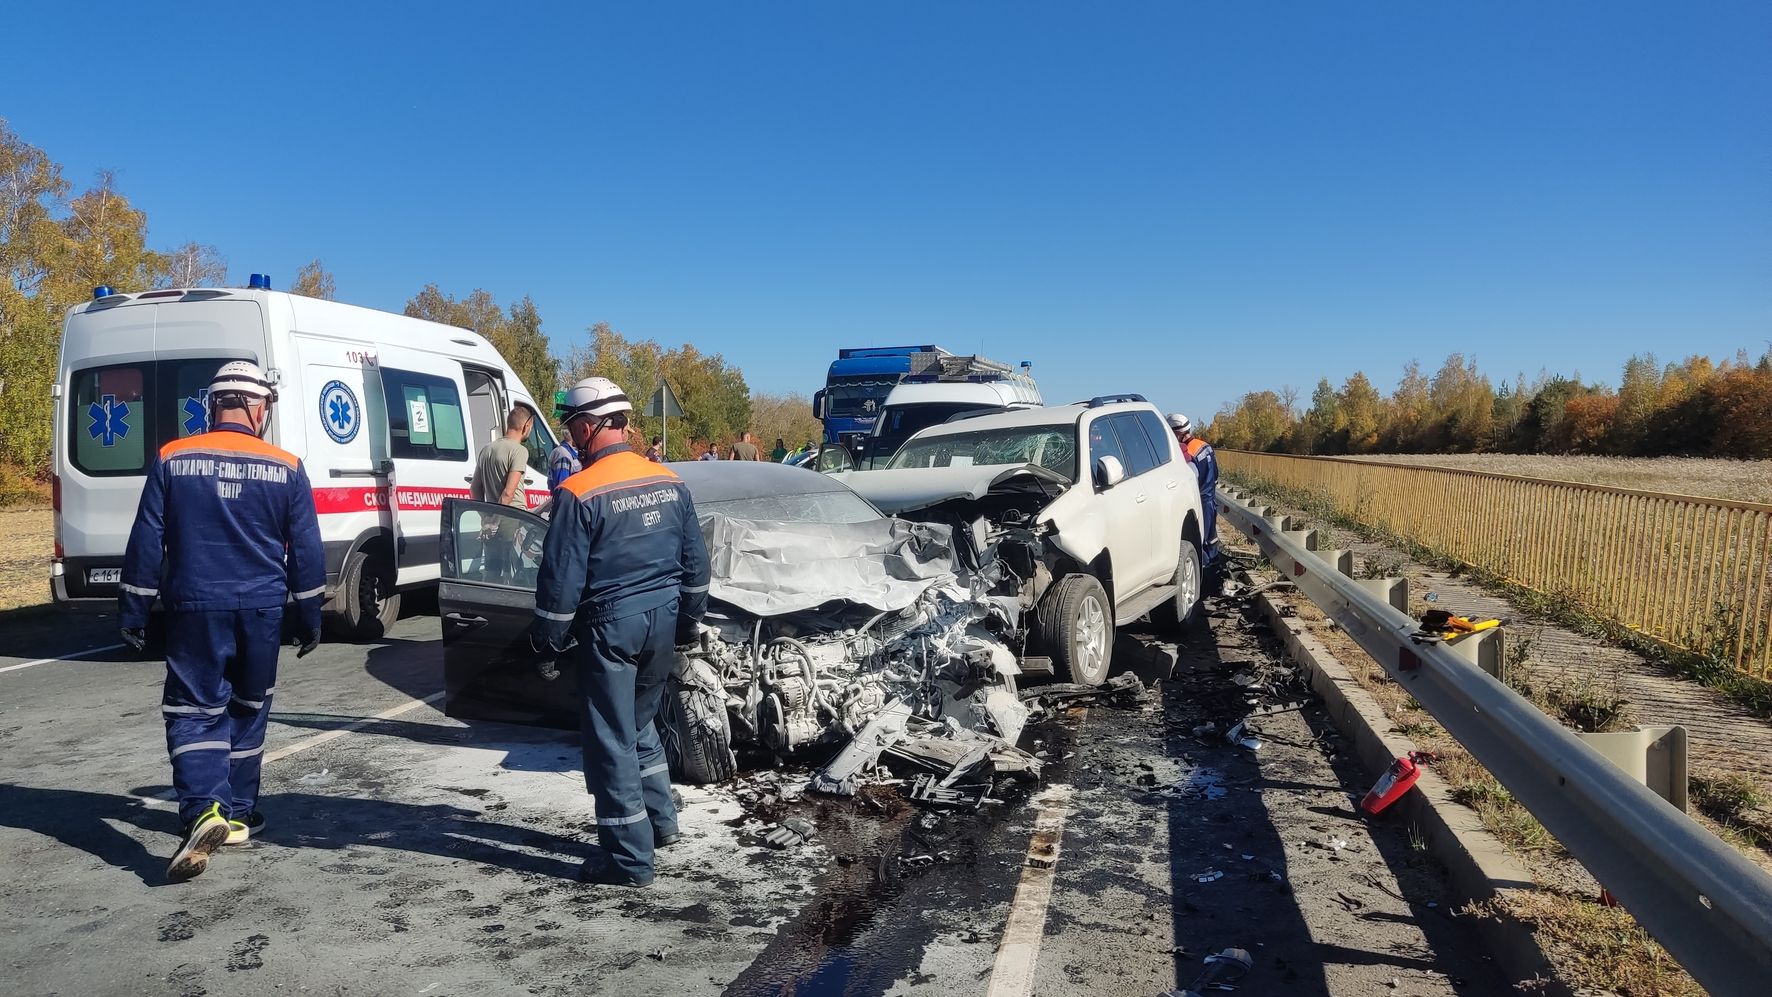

{"left": 0, "top": 508, "right": 52, "bottom": 613}
{"left": 1339, "top": 453, "right": 1772, "bottom": 504}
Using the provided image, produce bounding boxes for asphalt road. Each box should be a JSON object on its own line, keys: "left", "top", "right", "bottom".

{"left": 0, "top": 601, "right": 1505, "bottom": 996}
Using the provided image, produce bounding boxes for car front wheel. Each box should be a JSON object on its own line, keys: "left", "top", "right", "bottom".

{"left": 1040, "top": 573, "right": 1114, "bottom": 685}
{"left": 659, "top": 672, "right": 737, "bottom": 785}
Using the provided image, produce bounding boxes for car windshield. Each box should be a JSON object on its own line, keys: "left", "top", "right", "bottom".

{"left": 886, "top": 426, "right": 1077, "bottom": 479}
{"left": 699, "top": 490, "right": 880, "bottom": 524}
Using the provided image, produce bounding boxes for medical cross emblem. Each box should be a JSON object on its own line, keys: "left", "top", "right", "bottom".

{"left": 318, "top": 380, "right": 361, "bottom": 444}
{"left": 87, "top": 394, "right": 130, "bottom": 447}
{"left": 181, "top": 390, "right": 209, "bottom": 436}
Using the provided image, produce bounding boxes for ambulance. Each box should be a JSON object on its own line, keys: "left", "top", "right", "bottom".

{"left": 51, "top": 275, "right": 560, "bottom": 640}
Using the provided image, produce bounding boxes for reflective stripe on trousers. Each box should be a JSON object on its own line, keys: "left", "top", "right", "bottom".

{"left": 162, "top": 607, "right": 282, "bottom": 823}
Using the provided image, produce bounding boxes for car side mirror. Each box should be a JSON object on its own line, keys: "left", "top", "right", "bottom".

{"left": 1094, "top": 455, "right": 1126, "bottom": 489}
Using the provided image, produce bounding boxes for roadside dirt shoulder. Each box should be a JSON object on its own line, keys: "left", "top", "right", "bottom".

{"left": 1241, "top": 490, "right": 1772, "bottom": 829}
{"left": 0, "top": 508, "right": 52, "bottom": 613}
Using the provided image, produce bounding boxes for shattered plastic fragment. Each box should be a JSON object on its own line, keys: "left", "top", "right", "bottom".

{"left": 764, "top": 818, "right": 815, "bottom": 849}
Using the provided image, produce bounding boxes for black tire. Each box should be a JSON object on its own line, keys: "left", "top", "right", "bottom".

{"left": 1038, "top": 573, "right": 1114, "bottom": 685}
{"left": 327, "top": 548, "right": 400, "bottom": 642}
{"left": 1152, "top": 539, "right": 1204, "bottom": 635}
{"left": 659, "top": 676, "right": 736, "bottom": 785}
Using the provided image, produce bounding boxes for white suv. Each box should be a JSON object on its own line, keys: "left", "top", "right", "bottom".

{"left": 838, "top": 394, "right": 1206, "bottom": 683}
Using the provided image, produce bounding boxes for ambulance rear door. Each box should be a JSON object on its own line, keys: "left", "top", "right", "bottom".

{"left": 293, "top": 335, "right": 395, "bottom": 595}
{"left": 373, "top": 345, "right": 475, "bottom": 586}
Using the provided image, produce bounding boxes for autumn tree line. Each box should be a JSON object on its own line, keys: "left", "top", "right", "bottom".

{"left": 1208, "top": 349, "right": 1772, "bottom": 461}
{"left": 0, "top": 119, "right": 821, "bottom": 486}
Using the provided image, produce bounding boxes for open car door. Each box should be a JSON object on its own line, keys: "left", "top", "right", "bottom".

{"left": 438, "top": 498, "right": 576, "bottom": 727}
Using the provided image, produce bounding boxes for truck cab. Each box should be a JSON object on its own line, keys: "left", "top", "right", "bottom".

{"left": 853, "top": 353, "right": 1040, "bottom": 469}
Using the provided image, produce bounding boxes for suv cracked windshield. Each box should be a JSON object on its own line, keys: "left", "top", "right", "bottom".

{"left": 884, "top": 425, "right": 1077, "bottom": 479}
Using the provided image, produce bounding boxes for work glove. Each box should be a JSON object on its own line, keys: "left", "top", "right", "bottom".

{"left": 528, "top": 632, "right": 576, "bottom": 681}
{"left": 293, "top": 629, "right": 321, "bottom": 659}
{"left": 120, "top": 627, "right": 147, "bottom": 653}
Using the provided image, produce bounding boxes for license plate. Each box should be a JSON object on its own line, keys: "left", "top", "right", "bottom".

{"left": 88, "top": 567, "right": 121, "bottom": 585}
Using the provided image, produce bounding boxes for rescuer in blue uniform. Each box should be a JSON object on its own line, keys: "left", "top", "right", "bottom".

{"left": 120, "top": 361, "right": 325, "bottom": 882}
{"left": 530, "top": 377, "right": 710, "bottom": 887}
{"left": 1170, "top": 412, "right": 1220, "bottom": 560}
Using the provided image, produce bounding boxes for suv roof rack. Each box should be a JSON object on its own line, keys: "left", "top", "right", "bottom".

{"left": 903, "top": 352, "right": 1032, "bottom": 384}
{"left": 1081, "top": 393, "right": 1148, "bottom": 408}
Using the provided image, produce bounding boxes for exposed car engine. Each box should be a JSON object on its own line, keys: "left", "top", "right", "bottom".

{"left": 660, "top": 514, "right": 1029, "bottom": 784}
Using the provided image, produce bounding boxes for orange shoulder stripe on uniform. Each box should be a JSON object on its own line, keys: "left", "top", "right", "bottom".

{"left": 559, "top": 451, "right": 679, "bottom": 498}
{"left": 160, "top": 432, "right": 300, "bottom": 469}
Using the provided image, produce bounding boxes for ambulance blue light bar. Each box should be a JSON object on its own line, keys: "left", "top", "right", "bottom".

{"left": 92, "top": 286, "right": 114, "bottom": 299}
{"left": 248, "top": 273, "right": 272, "bottom": 289}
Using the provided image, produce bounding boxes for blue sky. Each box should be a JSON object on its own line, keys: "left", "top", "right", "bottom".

{"left": 5, "top": 1, "right": 1768, "bottom": 419}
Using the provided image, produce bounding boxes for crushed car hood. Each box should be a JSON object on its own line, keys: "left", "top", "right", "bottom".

{"left": 699, "top": 513, "right": 960, "bottom": 617}
{"left": 835, "top": 464, "right": 1070, "bottom": 516}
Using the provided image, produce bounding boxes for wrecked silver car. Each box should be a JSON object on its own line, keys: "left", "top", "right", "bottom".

{"left": 436, "top": 462, "right": 1028, "bottom": 786}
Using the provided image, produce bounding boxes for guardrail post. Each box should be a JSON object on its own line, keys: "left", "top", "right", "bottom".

{"left": 1445, "top": 628, "right": 1507, "bottom": 684}
{"left": 1282, "top": 527, "right": 1320, "bottom": 552}
{"left": 1352, "top": 577, "right": 1409, "bottom": 612}
{"left": 1324, "top": 549, "right": 1355, "bottom": 577}
{"left": 1578, "top": 725, "right": 1690, "bottom": 812}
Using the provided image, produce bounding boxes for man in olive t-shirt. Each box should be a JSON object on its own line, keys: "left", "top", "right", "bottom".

{"left": 731, "top": 431, "right": 760, "bottom": 461}
{"left": 471, "top": 407, "right": 535, "bottom": 582}
{"left": 472, "top": 407, "right": 536, "bottom": 507}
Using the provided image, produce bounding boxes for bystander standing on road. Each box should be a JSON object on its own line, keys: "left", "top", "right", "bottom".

{"left": 472, "top": 407, "right": 536, "bottom": 582}
{"left": 698, "top": 443, "right": 721, "bottom": 461}
{"left": 771, "top": 438, "right": 788, "bottom": 462}
{"left": 731, "top": 431, "right": 760, "bottom": 461}
{"left": 644, "top": 436, "right": 663, "bottom": 462}
{"left": 530, "top": 377, "right": 710, "bottom": 887}
{"left": 118, "top": 361, "right": 324, "bottom": 882}
{"left": 473, "top": 407, "right": 537, "bottom": 508}
{"left": 547, "top": 432, "right": 580, "bottom": 492}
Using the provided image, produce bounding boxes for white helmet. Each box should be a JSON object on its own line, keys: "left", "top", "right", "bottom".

{"left": 557, "top": 376, "right": 632, "bottom": 426}
{"left": 210, "top": 360, "right": 277, "bottom": 402}
{"left": 1167, "top": 412, "right": 1192, "bottom": 434}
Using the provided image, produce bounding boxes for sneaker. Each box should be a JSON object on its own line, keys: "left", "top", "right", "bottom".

{"left": 167, "top": 803, "right": 230, "bottom": 882}
{"left": 224, "top": 811, "right": 266, "bottom": 846}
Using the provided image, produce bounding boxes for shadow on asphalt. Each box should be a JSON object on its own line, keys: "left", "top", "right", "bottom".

{"left": 1157, "top": 602, "right": 1494, "bottom": 994}
{"left": 0, "top": 783, "right": 582, "bottom": 888}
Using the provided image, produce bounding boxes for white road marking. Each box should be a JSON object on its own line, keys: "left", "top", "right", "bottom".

{"left": 0, "top": 643, "right": 129, "bottom": 675}
{"left": 261, "top": 692, "right": 444, "bottom": 764}
{"left": 125, "top": 695, "right": 445, "bottom": 808}
{"left": 985, "top": 782, "right": 1077, "bottom": 997}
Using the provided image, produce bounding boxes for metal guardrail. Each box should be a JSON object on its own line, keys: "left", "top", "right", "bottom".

{"left": 1217, "top": 484, "right": 1772, "bottom": 995}
{"left": 1219, "top": 450, "right": 1772, "bottom": 677}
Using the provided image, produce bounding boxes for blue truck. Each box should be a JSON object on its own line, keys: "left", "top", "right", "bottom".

{"left": 812, "top": 345, "right": 951, "bottom": 451}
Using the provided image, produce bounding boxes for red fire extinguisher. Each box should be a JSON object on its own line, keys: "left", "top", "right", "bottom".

{"left": 1360, "top": 751, "right": 1433, "bottom": 816}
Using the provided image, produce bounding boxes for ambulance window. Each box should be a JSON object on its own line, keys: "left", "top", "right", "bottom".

{"left": 463, "top": 369, "right": 505, "bottom": 449}
{"left": 518, "top": 405, "right": 552, "bottom": 474}
{"left": 382, "top": 368, "right": 469, "bottom": 461}
{"left": 161, "top": 359, "right": 241, "bottom": 441}
{"left": 70, "top": 364, "right": 148, "bottom": 475}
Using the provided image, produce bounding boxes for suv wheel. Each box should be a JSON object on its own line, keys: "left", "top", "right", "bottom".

{"left": 1040, "top": 573, "right": 1113, "bottom": 685}
{"left": 1153, "top": 539, "right": 1203, "bottom": 634}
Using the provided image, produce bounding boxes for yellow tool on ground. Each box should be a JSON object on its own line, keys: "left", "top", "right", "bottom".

{"left": 1411, "top": 609, "right": 1503, "bottom": 645}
